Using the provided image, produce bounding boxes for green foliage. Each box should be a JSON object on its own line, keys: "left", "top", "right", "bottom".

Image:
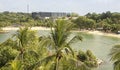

{"left": 0, "top": 27, "right": 48, "bottom": 70}
{"left": 11, "top": 60, "right": 23, "bottom": 70}
{"left": 12, "top": 27, "right": 47, "bottom": 69}
{"left": 73, "top": 16, "right": 96, "bottom": 30}
{"left": 70, "top": 12, "right": 79, "bottom": 17}
{"left": 29, "top": 19, "right": 83, "bottom": 70}
{"left": 0, "top": 11, "right": 120, "bottom": 34}
{"left": 110, "top": 45, "right": 120, "bottom": 61}
{"left": 0, "top": 12, "right": 48, "bottom": 27}
{"left": 113, "top": 60, "right": 120, "bottom": 70}
{"left": 13, "top": 27, "right": 37, "bottom": 48}
{"left": 0, "top": 46, "right": 18, "bottom": 68}
{"left": 86, "top": 50, "right": 96, "bottom": 60}
{"left": 60, "top": 57, "right": 90, "bottom": 70}
{"left": 77, "top": 50, "right": 88, "bottom": 62}
{"left": 110, "top": 45, "right": 120, "bottom": 70}
{"left": 77, "top": 50, "right": 98, "bottom": 68}
{"left": 85, "top": 11, "right": 120, "bottom": 33}
{"left": 0, "top": 20, "right": 99, "bottom": 70}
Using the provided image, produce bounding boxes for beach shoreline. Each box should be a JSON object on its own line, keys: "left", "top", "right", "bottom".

{"left": 1, "top": 26, "right": 50, "bottom": 31}
{"left": 81, "top": 30, "right": 120, "bottom": 38}
{"left": 1, "top": 26, "right": 120, "bottom": 38}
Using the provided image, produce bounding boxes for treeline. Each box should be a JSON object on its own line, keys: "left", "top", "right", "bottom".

{"left": 73, "top": 11, "right": 120, "bottom": 33}
{"left": 0, "top": 12, "right": 50, "bottom": 27}
{"left": 0, "top": 11, "right": 120, "bottom": 33}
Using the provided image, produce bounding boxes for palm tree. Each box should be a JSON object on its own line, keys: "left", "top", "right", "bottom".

{"left": 0, "top": 27, "right": 48, "bottom": 70}
{"left": 13, "top": 27, "right": 35, "bottom": 60}
{"left": 30, "top": 19, "right": 83, "bottom": 70}
{"left": 13, "top": 27, "right": 45, "bottom": 69}
{"left": 110, "top": 45, "right": 120, "bottom": 70}
{"left": 9, "top": 27, "right": 43, "bottom": 70}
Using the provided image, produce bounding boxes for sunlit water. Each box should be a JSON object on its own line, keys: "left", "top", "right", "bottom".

{"left": 1, "top": 30, "right": 120, "bottom": 70}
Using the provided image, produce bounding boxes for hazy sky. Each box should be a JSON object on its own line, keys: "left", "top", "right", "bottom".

{"left": 0, "top": 0, "right": 120, "bottom": 15}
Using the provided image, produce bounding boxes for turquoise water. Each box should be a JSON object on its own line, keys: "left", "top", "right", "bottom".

{"left": 1, "top": 30, "right": 120, "bottom": 70}
{"left": 0, "top": 31, "right": 15, "bottom": 43}
{"left": 71, "top": 32, "right": 120, "bottom": 70}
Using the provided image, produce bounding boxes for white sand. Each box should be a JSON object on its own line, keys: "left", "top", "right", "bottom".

{"left": 1, "top": 27, "right": 120, "bottom": 38}
{"left": 83, "top": 30, "right": 120, "bottom": 38}
{"left": 1, "top": 26, "right": 51, "bottom": 31}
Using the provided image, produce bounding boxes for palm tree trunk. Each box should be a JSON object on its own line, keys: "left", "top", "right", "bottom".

{"left": 55, "top": 58, "right": 59, "bottom": 70}
{"left": 20, "top": 48, "right": 24, "bottom": 63}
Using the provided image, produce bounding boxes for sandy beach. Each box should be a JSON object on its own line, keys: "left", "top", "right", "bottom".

{"left": 1, "top": 26, "right": 51, "bottom": 31}
{"left": 81, "top": 30, "right": 120, "bottom": 38}
{"left": 1, "top": 27, "right": 120, "bottom": 38}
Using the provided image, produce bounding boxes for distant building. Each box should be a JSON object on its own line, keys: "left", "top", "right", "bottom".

{"left": 32, "top": 12, "right": 70, "bottom": 19}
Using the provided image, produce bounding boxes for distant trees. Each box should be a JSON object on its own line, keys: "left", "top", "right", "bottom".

{"left": 85, "top": 11, "right": 120, "bottom": 33}
{"left": 72, "top": 11, "right": 120, "bottom": 33}
{"left": 0, "top": 12, "right": 46, "bottom": 27}
{"left": 70, "top": 12, "right": 79, "bottom": 17}
{"left": 0, "top": 11, "right": 120, "bottom": 33}
{"left": 73, "top": 16, "right": 96, "bottom": 30}
{"left": 85, "top": 13, "right": 100, "bottom": 22}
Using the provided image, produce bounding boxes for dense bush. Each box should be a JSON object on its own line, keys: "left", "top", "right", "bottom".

{"left": 77, "top": 50, "right": 98, "bottom": 68}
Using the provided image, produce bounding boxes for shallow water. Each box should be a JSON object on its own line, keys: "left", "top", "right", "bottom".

{"left": 71, "top": 32, "right": 120, "bottom": 70}
{"left": 1, "top": 30, "right": 120, "bottom": 70}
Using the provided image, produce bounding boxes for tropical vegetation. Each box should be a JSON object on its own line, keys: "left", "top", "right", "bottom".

{"left": 0, "top": 11, "right": 120, "bottom": 70}
{"left": 0, "top": 11, "right": 51, "bottom": 27}
{"left": 110, "top": 45, "right": 120, "bottom": 70}
{"left": 0, "top": 20, "right": 98, "bottom": 70}
{"left": 0, "top": 11, "right": 120, "bottom": 33}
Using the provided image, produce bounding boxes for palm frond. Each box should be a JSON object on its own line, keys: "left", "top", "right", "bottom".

{"left": 65, "top": 45, "right": 75, "bottom": 57}
{"left": 113, "top": 60, "right": 120, "bottom": 70}
{"left": 110, "top": 45, "right": 120, "bottom": 61}
{"left": 0, "top": 38, "right": 18, "bottom": 49}
{"left": 28, "top": 54, "right": 56, "bottom": 70}
{"left": 67, "top": 34, "right": 82, "bottom": 45}
{"left": 11, "top": 60, "right": 23, "bottom": 70}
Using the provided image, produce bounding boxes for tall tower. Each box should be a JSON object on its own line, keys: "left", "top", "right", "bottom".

{"left": 27, "top": 4, "right": 29, "bottom": 13}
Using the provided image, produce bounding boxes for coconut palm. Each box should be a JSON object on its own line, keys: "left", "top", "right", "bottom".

{"left": 110, "top": 45, "right": 120, "bottom": 70}
{"left": 11, "top": 60, "right": 23, "bottom": 70}
{"left": 29, "top": 20, "right": 83, "bottom": 70}
{"left": 0, "top": 27, "right": 46, "bottom": 70}
{"left": 13, "top": 27, "right": 37, "bottom": 60}
{"left": 12, "top": 27, "right": 46, "bottom": 69}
